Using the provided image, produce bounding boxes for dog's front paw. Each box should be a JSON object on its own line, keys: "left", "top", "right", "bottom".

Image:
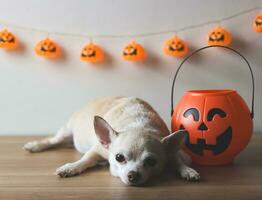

{"left": 56, "top": 163, "right": 82, "bottom": 178}
{"left": 23, "top": 141, "right": 45, "bottom": 152}
{"left": 180, "top": 166, "right": 200, "bottom": 181}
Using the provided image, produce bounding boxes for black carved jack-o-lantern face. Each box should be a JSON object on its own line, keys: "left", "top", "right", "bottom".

{"left": 80, "top": 43, "right": 104, "bottom": 63}
{"left": 253, "top": 13, "right": 262, "bottom": 32}
{"left": 123, "top": 46, "right": 137, "bottom": 56}
{"left": 35, "top": 38, "right": 61, "bottom": 58}
{"left": 163, "top": 36, "right": 189, "bottom": 58}
{"left": 207, "top": 27, "right": 232, "bottom": 46}
{"left": 169, "top": 41, "right": 184, "bottom": 52}
{"left": 209, "top": 31, "right": 224, "bottom": 42}
{"left": 41, "top": 41, "right": 56, "bottom": 53}
{"left": 0, "top": 32, "right": 15, "bottom": 43}
{"left": 0, "top": 29, "right": 18, "bottom": 49}
{"left": 122, "top": 41, "right": 146, "bottom": 61}
{"left": 82, "top": 47, "right": 96, "bottom": 58}
{"left": 180, "top": 107, "right": 232, "bottom": 156}
{"left": 255, "top": 16, "right": 262, "bottom": 26}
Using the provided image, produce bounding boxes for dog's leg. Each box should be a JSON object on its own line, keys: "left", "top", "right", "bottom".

{"left": 23, "top": 127, "right": 73, "bottom": 153}
{"left": 56, "top": 147, "right": 104, "bottom": 177}
{"left": 172, "top": 153, "right": 200, "bottom": 181}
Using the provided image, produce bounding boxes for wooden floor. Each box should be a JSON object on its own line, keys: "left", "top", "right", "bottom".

{"left": 0, "top": 136, "right": 261, "bottom": 200}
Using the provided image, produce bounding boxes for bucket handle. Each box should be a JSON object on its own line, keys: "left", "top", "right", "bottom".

{"left": 171, "top": 45, "right": 255, "bottom": 119}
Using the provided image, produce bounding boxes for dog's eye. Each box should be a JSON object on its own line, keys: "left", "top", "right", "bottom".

{"left": 115, "top": 154, "right": 126, "bottom": 163}
{"left": 144, "top": 157, "right": 157, "bottom": 167}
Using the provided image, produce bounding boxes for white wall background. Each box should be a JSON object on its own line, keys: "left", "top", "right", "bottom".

{"left": 0, "top": 0, "right": 261, "bottom": 135}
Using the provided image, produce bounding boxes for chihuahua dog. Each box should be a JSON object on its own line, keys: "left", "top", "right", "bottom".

{"left": 24, "top": 96, "right": 200, "bottom": 185}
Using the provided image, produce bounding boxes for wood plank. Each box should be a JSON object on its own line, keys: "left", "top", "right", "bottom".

{"left": 0, "top": 135, "right": 261, "bottom": 200}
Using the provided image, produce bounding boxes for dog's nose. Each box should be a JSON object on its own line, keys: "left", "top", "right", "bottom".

{"left": 127, "top": 171, "right": 141, "bottom": 183}
{"left": 198, "top": 122, "right": 208, "bottom": 131}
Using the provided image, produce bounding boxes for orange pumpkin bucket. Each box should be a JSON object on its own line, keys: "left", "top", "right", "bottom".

{"left": 171, "top": 45, "right": 254, "bottom": 166}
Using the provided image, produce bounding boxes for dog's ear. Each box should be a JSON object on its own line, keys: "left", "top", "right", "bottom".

{"left": 94, "top": 116, "right": 118, "bottom": 148}
{"left": 161, "top": 130, "right": 188, "bottom": 153}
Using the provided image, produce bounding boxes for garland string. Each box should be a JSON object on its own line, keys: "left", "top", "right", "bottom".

{"left": 0, "top": 6, "right": 261, "bottom": 39}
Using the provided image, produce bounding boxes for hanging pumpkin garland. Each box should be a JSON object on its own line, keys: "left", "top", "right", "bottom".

{"left": 0, "top": 29, "right": 18, "bottom": 50}
{"left": 80, "top": 42, "right": 104, "bottom": 63}
{"left": 122, "top": 40, "right": 146, "bottom": 62}
{"left": 207, "top": 26, "right": 232, "bottom": 46}
{"left": 253, "top": 11, "right": 262, "bottom": 33}
{"left": 35, "top": 38, "right": 61, "bottom": 58}
{"left": 163, "top": 35, "right": 189, "bottom": 58}
{"left": 0, "top": 8, "right": 260, "bottom": 61}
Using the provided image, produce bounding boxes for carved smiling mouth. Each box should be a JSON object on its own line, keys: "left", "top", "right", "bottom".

{"left": 256, "top": 21, "right": 262, "bottom": 26}
{"left": 82, "top": 51, "right": 96, "bottom": 57}
{"left": 0, "top": 38, "right": 15, "bottom": 43}
{"left": 41, "top": 47, "right": 56, "bottom": 52}
{"left": 169, "top": 46, "right": 184, "bottom": 52}
{"left": 209, "top": 34, "right": 224, "bottom": 41}
{"left": 123, "top": 49, "right": 137, "bottom": 56}
{"left": 184, "top": 126, "right": 232, "bottom": 156}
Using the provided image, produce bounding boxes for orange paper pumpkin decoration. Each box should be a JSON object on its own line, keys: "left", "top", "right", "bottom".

{"left": 0, "top": 29, "right": 18, "bottom": 49}
{"left": 207, "top": 26, "right": 232, "bottom": 46}
{"left": 253, "top": 11, "right": 262, "bottom": 33}
{"left": 35, "top": 38, "right": 61, "bottom": 58}
{"left": 163, "top": 35, "right": 189, "bottom": 57}
{"left": 122, "top": 41, "right": 146, "bottom": 61}
{"left": 80, "top": 43, "right": 104, "bottom": 63}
